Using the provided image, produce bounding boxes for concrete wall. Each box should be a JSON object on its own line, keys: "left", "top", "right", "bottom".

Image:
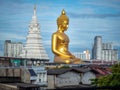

{"left": 0, "top": 68, "right": 21, "bottom": 77}
{"left": 0, "top": 83, "right": 18, "bottom": 90}
{"left": 47, "top": 75, "right": 55, "bottom": 89}
{"left": 7, "top": 68, "right": 14, "bottom": 76}
{"left": 21, "top": 68, "right": 30, "bottom": 83}
{"left": 81, "top": 71, "right": 96, "bottom": 84}
{"left": 14, "top": 68, "right": 21, "bottom": 77}
{"left": 0, "top": 68, "right": 31, "bottom": 84}
{"left": 0, "top": 68, "right": 6, "bottom": 76}
{"left": 55, "top": 71, "right": 81, "bottom": 87}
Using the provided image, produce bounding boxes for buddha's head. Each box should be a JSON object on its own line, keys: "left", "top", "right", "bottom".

{"left": 57, "top": 9, "right": 69, "bottom": 31}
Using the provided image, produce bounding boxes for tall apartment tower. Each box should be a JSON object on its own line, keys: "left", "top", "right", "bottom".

{"left": 92, "top": 36, "right": 118, "bottom": 61}
{"left": 92, "top": 36, "right": 102, "bottom": 60}
{"left": 102, "top": 43, "right": 118, "bottom": 61}
{"left": 20, "top": 5, "right": 49, "bottom": 60}
{"left": 4, "top": 40, "right": 23, "bottom": 57}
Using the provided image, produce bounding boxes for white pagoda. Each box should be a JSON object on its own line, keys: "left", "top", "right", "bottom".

{"left": 20, "top": 5, "right": 49, "bottom": 61}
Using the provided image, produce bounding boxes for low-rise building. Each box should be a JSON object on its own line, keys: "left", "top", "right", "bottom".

{"left": 21, "top": 66, "right": 47, "bottom": 86}
{"left": 47, "top": 68, "right": 82, "bottom": 89}
{"left": 0, "top": 66, "right": 47, "bottom": 86}
{"left": 30, "top": 66, "right": 47, "bottom": 86}
{"left": 47, "top": 66, "right": 111, "bottom": 89}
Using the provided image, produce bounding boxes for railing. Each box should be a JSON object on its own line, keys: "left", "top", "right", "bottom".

{"left": 0, "top": 77, "right": 21, "bottom": 83}
{"left": 0, "top": 83, "right": 18, "bottom": 90}
{"left": 0, "top": 83, "right": 41, "bottom": 90}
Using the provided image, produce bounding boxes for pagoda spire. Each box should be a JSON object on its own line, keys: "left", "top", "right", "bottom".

{"left": 20, "top": 5, "right": 49, "bottom": 61}
{"left": 31, "top": 5, "right": 38, "bottom": 24}
{"left": 34, "top": 5, "right": 36, "bottom": 16}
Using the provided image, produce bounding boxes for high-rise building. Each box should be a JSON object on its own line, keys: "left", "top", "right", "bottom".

{"left": 92, "top": 36, "right": 102, "bottom": 60}
{"left": 20, "top": 5, "right": 49, "bottom": 61}
{"left": 92, "top": 36, "right": 118, "bottom": 61}
{"left": 73, "top": 50, "right": 90, "bottom": 60}
{"left": 4, "top": 40, "right": 23, "bottom": 57}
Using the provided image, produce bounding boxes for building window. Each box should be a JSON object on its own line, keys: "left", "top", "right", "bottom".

{"left": 39, "top": 79, "right": 41, "bottom": 82}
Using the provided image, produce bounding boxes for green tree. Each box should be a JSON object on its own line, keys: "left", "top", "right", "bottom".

{"left": 91, "top": 63, "right": 120, "bottom": 86}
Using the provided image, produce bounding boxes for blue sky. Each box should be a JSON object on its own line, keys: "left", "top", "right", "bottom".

{"left": 0, "top": 0, "right": 120, "bottom": 61}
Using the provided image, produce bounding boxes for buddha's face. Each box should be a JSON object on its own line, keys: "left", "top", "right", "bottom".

{"left": 61, "top": 20, "right": 69, "bottom": 31}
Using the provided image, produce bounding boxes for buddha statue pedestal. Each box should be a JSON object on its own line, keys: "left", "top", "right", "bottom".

{"left": 54, "top": 55, "right": 82, "bottom": 64}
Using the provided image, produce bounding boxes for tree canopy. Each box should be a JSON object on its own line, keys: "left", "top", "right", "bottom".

{"left": 91, "top": 63, "right": 120, "bottom": 86}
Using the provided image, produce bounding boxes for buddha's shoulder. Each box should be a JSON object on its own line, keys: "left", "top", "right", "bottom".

{"left": 52, "top": 32, "right": 62, "bottom": 36}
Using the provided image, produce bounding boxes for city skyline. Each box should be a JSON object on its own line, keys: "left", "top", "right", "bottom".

{"left": 0, "top": 0, "right": 120, "bottom": 61}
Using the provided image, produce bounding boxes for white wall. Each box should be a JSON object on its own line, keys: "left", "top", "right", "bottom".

{"left": 55, "top": 71, "right": 81, "bottom": 87}
{"left": 81, "top": 71, "right": 96, "bottom": 85}
{"left": 32, "top": 66, "right": 47, "bottom": 85}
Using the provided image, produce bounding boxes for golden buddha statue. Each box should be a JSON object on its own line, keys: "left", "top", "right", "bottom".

{"left": 52, "top": 9, "right": 82, "bottom": 64}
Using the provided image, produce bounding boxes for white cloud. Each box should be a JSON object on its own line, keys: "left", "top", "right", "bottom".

{"left": 0, "top": 32, "right": 25, "bottom": 40}
{"left": 0, "top": 50, "right": 3, "bottom": 56}
{"left": 43, "top": 40, "right": 51, "bottom": 47}
{"left": 82, "top": 1, "right": 120, "bottom": 10}
{"left": 113, "top": 42, "right": 120, "bottom": 46}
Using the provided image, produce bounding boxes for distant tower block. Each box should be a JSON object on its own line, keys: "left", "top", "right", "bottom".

{"left": 92, "top": 36, "right": 118, "bottom": 61}
{"left": 20, "top": 5, "right": 49, "bottom": 62}
{"left": 92, "top": 36, "right": 102, "bottom": 60}
{"left": 4, "top": 40, "right": 23, "bottom": 58}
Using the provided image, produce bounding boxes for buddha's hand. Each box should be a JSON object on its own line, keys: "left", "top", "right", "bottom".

{"left": 70, "top": 55, "right": 75, "bottom": 59}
